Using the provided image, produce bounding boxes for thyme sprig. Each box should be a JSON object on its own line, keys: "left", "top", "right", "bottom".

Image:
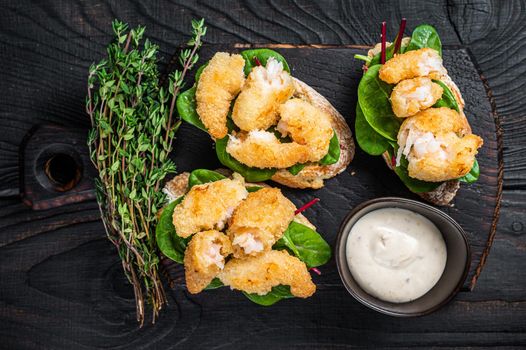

{"left": 86, "top": 19, "right": 206, "bottom": 325}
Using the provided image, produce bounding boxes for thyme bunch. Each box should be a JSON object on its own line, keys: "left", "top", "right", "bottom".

{"left": 86, "top": 19, "right": 206, "bottom": 325}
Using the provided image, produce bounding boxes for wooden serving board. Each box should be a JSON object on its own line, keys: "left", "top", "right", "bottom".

{"left": 162, "top": 44, "right": 502, "bottom": 292}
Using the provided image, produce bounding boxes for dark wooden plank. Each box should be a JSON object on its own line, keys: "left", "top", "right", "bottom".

{"left": 0, "top": 0, "right": 524, "bottom": 349}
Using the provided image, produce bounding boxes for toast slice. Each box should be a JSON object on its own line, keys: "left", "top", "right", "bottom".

{"left": 270, "top": 78, "right": 355, "bottom": 189}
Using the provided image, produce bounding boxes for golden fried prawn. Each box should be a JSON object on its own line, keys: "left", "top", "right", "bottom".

{"left": 379, "top": 48, "right": 447, "bottom": 84}
{"left": 390, "top": 77, "right": 443, "bottom": 118}
{"left": 227, "top": 188, "right": 296, "bottom": 258}
{"left": 226, "top": 130, "right": 310, "bottom": 169}
{"left": 397, "top": 107, "right": 483, "bottom": 182}
{"left": 184, "top": 230, "right": 232, "bottom": 294}
{"left": 172, "top": 174, "right": 248, "bottom": 238}
{"left": 218, "top": 250, "right": 316, "bottom": 298}
{"left": 277, "top": 98, "right": 334, "bottom": 161}
{"left": 196, "top": 52, "right": 245, "bottom": 139}
{"left": 232, "top": 58, "right": 294, "bottom": 131}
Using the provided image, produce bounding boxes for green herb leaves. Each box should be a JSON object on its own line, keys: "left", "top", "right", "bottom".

{"left": 87, "top": 19, "right": 206, "bottom": 325}
{"left": 405, "top": 24, "right": 442, "bottom": 56}
{"left": 243, "top": 285, "right": 294, "bottom": 306}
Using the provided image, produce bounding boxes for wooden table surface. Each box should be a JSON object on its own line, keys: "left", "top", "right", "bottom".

{"left": 1, "top": 1, "right": 525, "bottom": 348}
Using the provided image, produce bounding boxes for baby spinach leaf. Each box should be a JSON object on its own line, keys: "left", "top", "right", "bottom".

{"left": 288, "top": 163, "right": 306, "bottom": 175}
{"left": 355, "top": 103, "right": 391, "bottom": 155}
{"left": 215, "top": 135, "right": 277, "bottom": 182}
{"left": 387, "top": 147, "right": 442, "bottom": 193}
{"left": 432, "top": 80, "right": 460, "bottom": 112}
{"left": 204, "top": 278, "right": 224, "bottom": 290}
{"left": 176, "top": 86, "right": 207, "bottom": 132}
{"left": 274, "top": 221, "right": 332, "bottom": 268}
{"left": 156, "top": 197, "right": 190, "bottom": 264}
{"left": 246, "top": 185, "right": 263, "bottom": 192}
{"left": 188, "top": 169, "right": 226, "bottom": 188}
{"left": 243, "top": 285, "right": 294, "bottom": 306}
{"left": 319, "top": 132, "right": 341, "bottom": 165}
{"left": 358, "top": 64, "right": 400, "bottom": 141}
{"left": 459, "top": 158, "right": 479, "bottom": 183}
{"left": 405, "top": 24, "right": 442, "bottom": 56}
{"left": 240, "top": 49, "right": 290, "bottom": 76}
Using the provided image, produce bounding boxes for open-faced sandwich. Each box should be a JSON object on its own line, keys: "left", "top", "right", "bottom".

{"left": 177, "top": 49, "right": 354, "bottom": 189}
{"left": 354, "top": 21, "right": 483, "bottom": 205}
{"left": 156, "top": 169, "right": 331, "bottom": 305}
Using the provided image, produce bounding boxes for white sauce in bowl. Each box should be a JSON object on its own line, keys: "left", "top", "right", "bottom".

{"left": 346, "top": 208, "right": 447, "bottom": 303}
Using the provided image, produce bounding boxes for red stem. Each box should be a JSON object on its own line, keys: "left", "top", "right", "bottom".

{"left": 393, "top": 18, "right": 407, "bottom": 54}
{"left": 310, "top": 267, "right": 321, "bottom": 275}
{"left": 253, "top": 56, "right": 262, "bottom": 66}
{"left": 295, "top": 198, "right": 320, "bottom": 215}
{"left": 380, "top": 21, "right": 387, "bottom": 64}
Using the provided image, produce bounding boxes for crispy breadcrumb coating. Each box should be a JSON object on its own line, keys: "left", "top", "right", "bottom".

{"left": 232, "top": 58, "right": 294, "bottom": 131}
{"left": 277, "top": 98, "right": 334, "bottom": 161}
{"left": 397, "top": 107, "right": 483, "bottom": 182}
{"left": 219, "top": 250, "right": 316, "bottom": 298}
{"left": 227, "top": 188, "right": 296, "bottom": 258}
{"left": 196, "top": 52, "right": 245, "bottom": 139}
{"left": 379, "top": 48, "right": 447, "bottom": 84}
{"left": 390, "top": 77, "right": 443, "bottom": 118}
{"left": 184, "top": 230, "right": 232, "bottom": 294}
{"left": 172, "top": 174, "right": 248, "bottom": 238}
{"left": 226, "top": 130, "right": 310, "bottom": 168}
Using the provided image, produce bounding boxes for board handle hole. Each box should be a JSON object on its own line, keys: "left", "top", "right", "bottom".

{"left": 41, "top": 152, "right": 82, "bottom": 192}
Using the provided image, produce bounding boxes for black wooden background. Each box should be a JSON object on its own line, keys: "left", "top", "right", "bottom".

{"left": 0, "top": 1, "right": 525, "bottom": 348}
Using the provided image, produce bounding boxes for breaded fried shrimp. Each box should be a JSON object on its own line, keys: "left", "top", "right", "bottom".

{"left": 219, "top": 250, "right": 316, "bottom": 298}
{"left": 227, "top": 188, "right": 296, "bottom": 257}
{"left": 226, "top": 130, "right": 310, "bottom": 168}
{"left": 397, "top": 107, "right": 483, "bottom": 182}
{"left": 232, "top": 58, "right": 294, "bottom": 131}
{"left": 172, "top": 174, "right": 248, "bottom": 237}
{"left": 184, "top": 230, "right": 233, "bottom": 294}
{"left": 277, "top": 98, "right": 334, "bottom": 160}
{"left": 390, "top": 77, "right": 443, "bottom": 118}
{"left": 196, "top": 52, "right": 245, "bottom": 139}
{"left": 379, "top": 48, "right": 447, "bottom": 84}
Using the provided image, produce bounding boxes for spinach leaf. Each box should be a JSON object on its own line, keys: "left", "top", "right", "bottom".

{"left": 288, "top": 163, "right": 306, "bottom": 175}
{"left": 215, "top": 135, "right": 277, "bottom": 182}
{"left": 156, "top": 197, "right": 190, "bottom": 264}
{"left": 243, "top": 285, "right": 294, "bottom": 306}
{"left": 319, "top": 132, "right": 341, "bottom": 165}
{"left": 246, "top": 185, "right": 263, "bottom": 192}
{"left": 188, "top": 169, "right": 226, "bottom": 188}
{"left": 405, "top": 24, "right": 442, "bottom": 56}
{"left": 176, "top": 64, "right": 209, "bottom": 132}
{"left": 355, "top": 102, "right": 390, "bottom": 155}
{"left": 459, "top": 158, "right": 479, "bottom": 183}
{"left": 274, "top": 221, "right": 331, "bottom": 268}
{"left": 240, "top": 49, "right": 290, "bottom": 76}
{"left": 432, "top": 80, "right": 460, "bottom": 112}
{"left": 358, "top": 64, "right": 400, "bottom": 141}
{"left": 387, "top": 147, "right": 442, "bottom": 193}
{"left": 204, "top": 278, "right": 224, "bottom": 290}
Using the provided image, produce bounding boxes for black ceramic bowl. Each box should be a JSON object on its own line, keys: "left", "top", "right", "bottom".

{"left": 335, "top": 197, "right": 470, "bottom": 317}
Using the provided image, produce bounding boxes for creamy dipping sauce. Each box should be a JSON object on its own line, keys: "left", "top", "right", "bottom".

{"left": 346, "top": 208, "right": 447, "bottom": 303}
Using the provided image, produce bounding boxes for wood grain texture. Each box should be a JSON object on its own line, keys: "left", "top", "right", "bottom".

{"left": 0, "top": 0, "right": 524, "bottom": 348}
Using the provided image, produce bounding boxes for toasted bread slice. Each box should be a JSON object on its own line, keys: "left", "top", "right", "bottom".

{"left": 163, "top": 170, "right": 316, "bottom": 228}
{"left": 270, "top": 78, "right": 354, "bottom": 189}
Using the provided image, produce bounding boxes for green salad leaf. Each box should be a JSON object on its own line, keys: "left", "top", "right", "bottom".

{"left": 287, "top": 163, "right": 306, "bottom": 175}
{"left": 240, "top": 49, "right": 290, "bottom": 76}
{"left": 176, "top": 64, "right": 208, "bottom": 132}
{"left": 355, "top": 103, "right": 390, "bottom": 155}
{"left": 243, "top": 285, "right": 294, "bottom": 306}
{"left": 215, "top": 135, "right": 277, "bottom": 182}
{"left": 357, "top": 64, "right": 400, "bottom": 141}
{"left": 459, "top": 159, "right": 480, "bottom": 183}
{"left": 274, "top": 221, "right": 331, "bottom": 268}
{"left": 156, "top": 197, "right": 190, "bottom": 264}
{"left": 388, "top": 147, "right": 442, "bottom": 193}
{"left": 319, "top": 132, "right": 341, "bottom": 165}
{"left": 204, "top": 278, "right": 224, "bottom": 290}
{"left": 432, "top": 80, "right": 460, "bottom": 112}
{"left": 188, "top": 168, "right": 227, "bottom": 188}
{"left": 405, "top": 24, "right": 442, "bottom": 56}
